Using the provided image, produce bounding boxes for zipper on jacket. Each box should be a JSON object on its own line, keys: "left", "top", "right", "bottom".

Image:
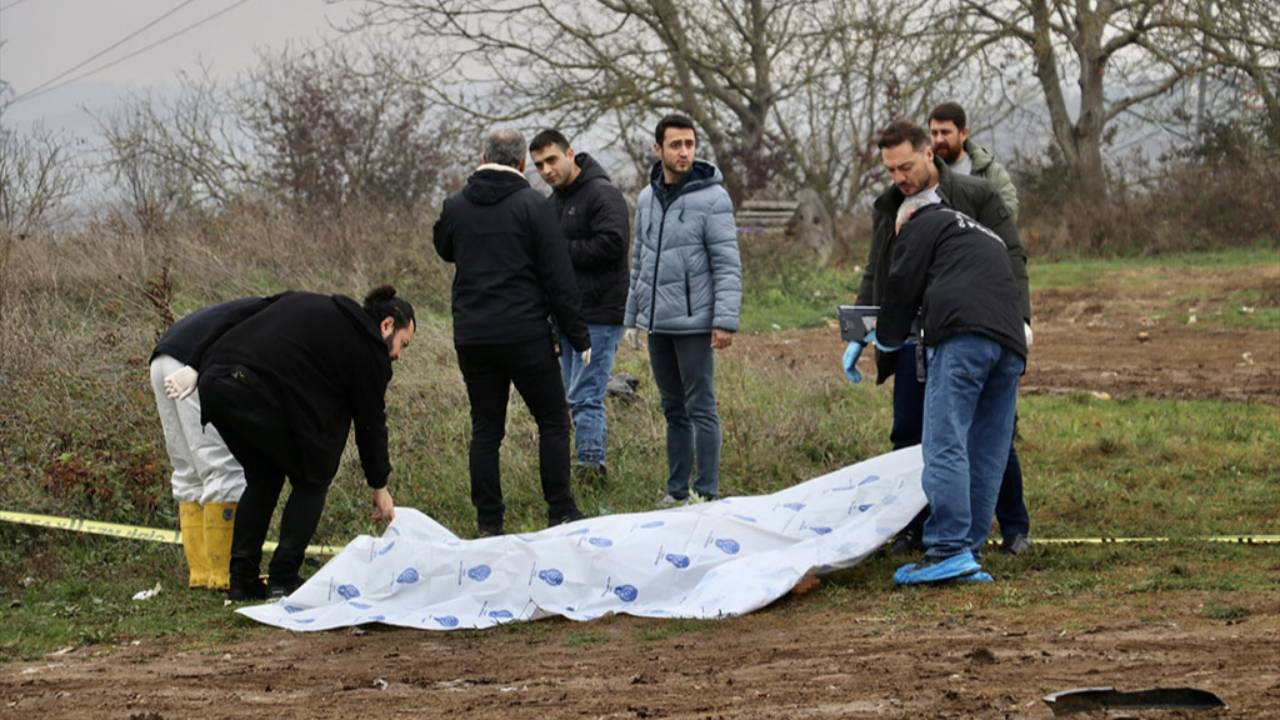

{"left": 647, "top": 194, "right": 669, "bottom": 332}
{"left": 684, "top": 270, "right": 693, "bottom": 316}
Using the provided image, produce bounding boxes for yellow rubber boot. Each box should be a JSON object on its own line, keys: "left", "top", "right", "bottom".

{"left": 203, "top": 502, "right": 237, "bottom": 590}
{"left": 177, "top": 501, "right": 211, "bottom": 588}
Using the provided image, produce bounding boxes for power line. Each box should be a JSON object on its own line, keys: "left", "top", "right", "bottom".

{"left": 14, "top": 0, "right": 202, "bottom": 101}
{"left": 0, "top": 0, "right": 35, "bottom": 13}
{"left": 11, "top": 0, "right": 255, "bottom": 106}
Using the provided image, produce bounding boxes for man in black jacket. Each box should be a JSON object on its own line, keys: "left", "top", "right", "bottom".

{"left": 874, "top": 199, "right": 1026, "bottom": 584}
{"left": 433, "top": 128, "right": 590, "bottom": 537}
{"left": 843, "top": 119, "right": 1033, "bottom": 557}
{"left": 162, "top": 286, "right": 416, "bottom": 600}
{"left": 529, "top": 129, "right": 630, "bottom": 485}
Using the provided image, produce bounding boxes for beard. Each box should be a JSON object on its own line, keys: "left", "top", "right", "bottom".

{"left": 934, "top": 141, "right": 961, "bottom": 163}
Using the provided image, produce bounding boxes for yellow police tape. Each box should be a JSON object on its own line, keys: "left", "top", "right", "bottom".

{"left": 0, "top": 510, "right": 345, "bottom": 557}
{"left": 2, "top": 509, "right": 1278, "bottom": 552}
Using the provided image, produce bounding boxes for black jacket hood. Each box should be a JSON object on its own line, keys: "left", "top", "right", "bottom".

{"left": 555, "top": 153, "right": 611, "bottom": 198}
{"left": 463, "top": 167, "right": 530, "bottom": 206}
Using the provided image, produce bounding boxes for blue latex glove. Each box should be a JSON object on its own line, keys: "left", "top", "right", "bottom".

{"left": 842, "top": 341, "right": 864, "bottom": 383}
{"left": 866, "top": 329, "right": 902, "bottom": 353}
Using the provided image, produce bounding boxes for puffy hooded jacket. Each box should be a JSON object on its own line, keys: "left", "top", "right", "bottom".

{"left": 964, "top": 140, "right": 1019, "bottom": 221}
{"left": 550, "top": 153, "right": 631, "bottom": 325}
{"left": 624, "top": 160, "right": 742, "bottom": 334}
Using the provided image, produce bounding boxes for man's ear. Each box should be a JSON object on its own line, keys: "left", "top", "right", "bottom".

{"left": 380, "top": 316, "right": 395, "bottom": 337}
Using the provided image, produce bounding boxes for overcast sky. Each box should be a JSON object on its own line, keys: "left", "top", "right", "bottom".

{"left": 1, "top": 0, "right": 358, "bottom": 135}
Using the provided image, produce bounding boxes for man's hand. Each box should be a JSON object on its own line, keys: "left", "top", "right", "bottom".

{"left": 581, "top": 348, "right": 592, "bottom": 366}
{"left": 623, "top": 328, "right": 641, "bottom": 349}
{"left": 842, "top": 341, "right": 864, "bottom": 384}
{"left": 163, "top": 365, "right": 198, "bottom": 400}
{"left": 1024, "top": 322, "right": 1034, "bottom": 349}
{"left": 371, "top": 487, "right": 395, "bottom": 523}
{"left": 711, "top": 328, "right": 734, "bottom": 350}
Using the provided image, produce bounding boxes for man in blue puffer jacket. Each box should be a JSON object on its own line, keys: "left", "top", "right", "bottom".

{"left": 624, "top": 113, "right": 742, "bottom": 504}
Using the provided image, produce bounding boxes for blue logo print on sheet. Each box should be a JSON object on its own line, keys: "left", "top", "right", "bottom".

{"left": 283, "top": 605, "right": 304, "bottom": 614}
{"left": 859, "top": 474, "right": 881, "bottom": 486}
{"left": 782, "top": 502, "right": 805, "bottom": 511}
{"left": 640, "top": 520, "right": 664, "bottom": 529}
{"left": 467, "top": 565, "right": 492, "bottom": 582}
{"left": 397, "top": 568, "right": 420, "bottom": 584}
{"left": 613, "top": 584, "right": 638, "bottom": 602}
{"left": 809, "top": 526, "right": 832, "bottom": 535}
{"left": 858, "top": 504, "right": 874, "bottom": 513}
{"left": 434, "top": 615, "right": 459, "bottom": 628}
{"left": 665, "top": 553, "right": 690, "bottom": 569}
{"left": 588, "top": 537, "right": 613, "bottom": 548}
{"left": 350, "top": 601, "right": 372, "bottom": 610}
{"left": 714, "top": 538, "right": 741, "bottom": 554}
{"left": 488, "top": 609, "right": 513, "bottom": 620}
{"left": 537, "top": 568, "right": 564, "bottom": 586}
{"left": 336, "top": 584, "right": 360, "bottom": 600}
{"left": 377, "top": 541, "right": 396, "bottom": 556}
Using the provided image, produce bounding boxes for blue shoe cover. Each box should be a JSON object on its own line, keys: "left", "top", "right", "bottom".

{"left": 952, "top": 571, "right": 994, "bottom": 583}
{"left": 894, "top": 551, "right": 982, "bottom": 585}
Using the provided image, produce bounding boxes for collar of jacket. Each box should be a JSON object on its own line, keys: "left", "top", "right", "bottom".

{"left": 874, "top": 156, "right": 955, "bottom": 214}
{"left": 647, "top": 158, "right": 722, "bottom": 199}
{"left": 962, "top": 139, "right": 995, "bottom": 173}
{"left": 475, "top": 162, "right": 526, "bottom": 178}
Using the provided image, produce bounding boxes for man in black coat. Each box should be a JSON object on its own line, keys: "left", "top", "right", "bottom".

{"left": 843, "top": 119, "right": 1033, "bottom": 557}
{"left": 874, "top": 199, "right": 1026, "bottom": 585}
{"left": 433, "top": 128, "right": 590, "bottom": 537}
{"left": 162, "top": 286, "right": 416, "bottom": 600}
{"left": 529, "top": 129, "right": 630, "bottom": 484}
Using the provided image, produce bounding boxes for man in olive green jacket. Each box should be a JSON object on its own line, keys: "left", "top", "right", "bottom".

{"left": 929, "top": 102, "right": 1019, "bottom": 221}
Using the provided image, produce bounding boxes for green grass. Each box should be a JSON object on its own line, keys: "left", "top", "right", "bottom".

{"left": 1028, "top": 246, "right": 1280, "bottom": 290}
{"left": 2, "top": 246, "right": 1278, "bottom": 660}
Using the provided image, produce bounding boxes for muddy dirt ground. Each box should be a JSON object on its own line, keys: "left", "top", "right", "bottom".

{"left": 3, "top": 264, "right": 1278, "bottom": 719}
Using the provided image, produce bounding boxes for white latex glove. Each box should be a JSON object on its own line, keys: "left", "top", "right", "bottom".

{"left": 581, "top": 348, "right": 592, "bottom": 366}
{"left": 163, "top": 365, "right": 198, "bottom": 400}
{"left": 623, "top": 328, "right": 639, "bottom": 349}
{"left": 1024, "top": 322, "right": 1034, "bottom": 349}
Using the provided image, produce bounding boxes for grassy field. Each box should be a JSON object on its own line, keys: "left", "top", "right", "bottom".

{"left": 1, "top": 224, "right": 1277, "bottom": 661}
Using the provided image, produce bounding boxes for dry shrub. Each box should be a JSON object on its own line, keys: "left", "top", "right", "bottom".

{"left": 1019, "top": 157, "right": 1280, "bottom": 258}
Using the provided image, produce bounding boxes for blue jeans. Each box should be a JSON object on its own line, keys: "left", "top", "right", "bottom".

{"left": 648, "top": 332, "right": 720, "bottom": 499}
{"left": 920, "top": 334, "right": 1024, "bottom": 558}
{"left": 559, "top": 324, "right": 623, "bottom": 467}
{"left": 892, "top": 343, "right": 1030, "bottom": 538}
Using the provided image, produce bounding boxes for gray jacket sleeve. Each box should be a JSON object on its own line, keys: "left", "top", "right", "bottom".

{"left": 984, "top": 160, "right": 1020, "bottom": 222}
{"left": 623, "top": 199, "right": 645, "bottom": 328}
{"left": 705, "top": 187, "right": 742, "bottom": 332}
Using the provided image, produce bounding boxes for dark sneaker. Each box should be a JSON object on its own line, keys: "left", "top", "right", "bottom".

{"left": 267, "top": 577, "right": 304, "bottom": 599}
{"left": 893, "top": 551, "right": 983, "bottom": 585}
{"left": 574, "top": 464, "right": 608, "bottom": 488}
{"left": 1000, "top": 533, "right": 1032, "bottom": 555}
{"left": 227, "top": 578, "right": 267, "bottom": 602}
{"left": 888, "top": 527, "right": 924, "bottom": 556}
{"left": 548, "top": 507, "right": 586, "bottom": 527}
{"left": 476, "top": 523, "right": 505, "bottom": 538}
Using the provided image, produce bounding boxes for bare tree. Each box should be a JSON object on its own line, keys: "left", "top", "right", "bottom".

{"left": 0, "top": 122, "right": 80, "bottom": 236}
{"left": 958, "top": 0, "right": 1205, "bottom": 203}
{"left": 243, "top": 44, "right": 464, "bottom": 215}
{"left": 97, "top": 102, "right": 199, "bottom": 234}
{"left": 350, "top": 0, "right": 967, "bottom": 214}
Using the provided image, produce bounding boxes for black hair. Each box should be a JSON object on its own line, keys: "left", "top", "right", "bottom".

{"left": 363, "top": 285, "right": 415, "bottom": 329}
{"left": 529, "top": 129, "right": 571, "bottom": 154}
{"left": 877, "top": 119, "right": 930, "bottom": 151}
{"left": 928, "top": 102, "right": 968, "bottom": 131}
{"left": 654, "top": 113, "right": 696, "bottom": 146}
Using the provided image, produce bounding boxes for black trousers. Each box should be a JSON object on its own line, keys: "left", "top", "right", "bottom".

{"left": 199, "top": 364, "right": 329, "bottom": 589}
{"left": 455, "top": 336, "right": 578, "bottom": 528}
{"left": 890, "top": 346, "right": 1030, "bottom": 539}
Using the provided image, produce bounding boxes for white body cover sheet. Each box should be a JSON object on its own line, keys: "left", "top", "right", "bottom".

{"left": 238, "top": 446, "right": 925, "bottom": 631}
